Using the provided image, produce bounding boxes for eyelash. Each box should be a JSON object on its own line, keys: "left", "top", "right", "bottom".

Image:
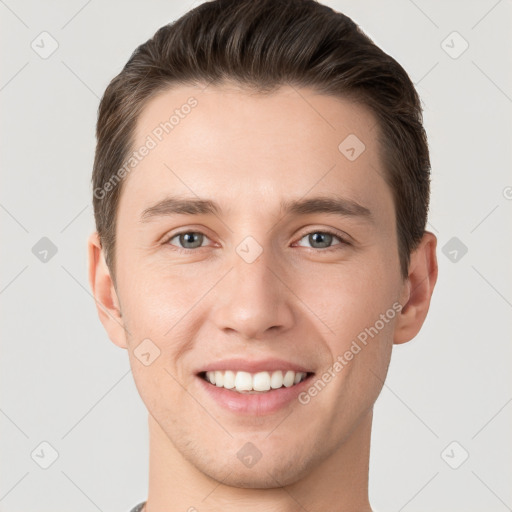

{"left": 162, "top": 228, "right": 350, "bottom": 253}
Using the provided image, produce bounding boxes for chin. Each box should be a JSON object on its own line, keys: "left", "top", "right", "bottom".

{"left": 187, "top": 439, "right": 317, "bottom": 489}
{"left": 203, "top": 459, "right": 311, "bottom": 489}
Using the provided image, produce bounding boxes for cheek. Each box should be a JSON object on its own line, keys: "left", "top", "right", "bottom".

{"left": 311, "top": 263, "right": 398, "bottom": 413}
{"left": 297, "top": 256, "right": 400, "bottom": 344}
{"left": 117, "top": 252, "right": 195, "bottom": 327}
{"left": 116, "top": 256, "right": 222, "bottom": 378}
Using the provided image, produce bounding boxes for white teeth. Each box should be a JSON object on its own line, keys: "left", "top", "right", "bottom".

{"left": 283, "top": 370, "right": 295, "bottom": 387}
{"left": 270, "top": 371, "right": 283, "bottom": 389}
{"left": 253, "top": 371, "right": 271, "bottom": 391}
{"left": 223, "top": 370, "right": 236, "bottom": 389}
{"left": 203, "top": 370, "right": 308, "bottom": 392}
{"left": 214, "top": 371, "right": 224, "bottom": 387}
{"left": 235, "top": 371, "right": 252, "bottom": 391}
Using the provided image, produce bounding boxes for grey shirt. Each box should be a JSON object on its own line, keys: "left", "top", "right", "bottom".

{"left": 129, "top": 502, "right": 146, "bottom": 512}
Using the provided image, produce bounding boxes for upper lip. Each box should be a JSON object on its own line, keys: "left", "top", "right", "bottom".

{"left": 196, "top": 358, "right": 314, "bottom": 374}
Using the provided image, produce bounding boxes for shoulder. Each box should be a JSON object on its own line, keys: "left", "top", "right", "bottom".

{"left": 128, "top": 502, "right": 146, "bottom": 512}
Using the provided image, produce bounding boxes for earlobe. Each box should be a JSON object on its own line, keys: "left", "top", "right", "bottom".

{"left": 393, "top": 231, "right": 438, "bottom": 345}
{"left": 87, "top": 231, "right": 128, "bottom": 349}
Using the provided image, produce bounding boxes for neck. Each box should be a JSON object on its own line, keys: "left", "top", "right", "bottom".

{"left": 145, "top": 409, "right": 373, "bottom": 512}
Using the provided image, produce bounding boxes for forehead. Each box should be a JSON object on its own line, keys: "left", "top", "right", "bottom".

{"left": 119, "top": 82, "right": 392, "bottom": 224}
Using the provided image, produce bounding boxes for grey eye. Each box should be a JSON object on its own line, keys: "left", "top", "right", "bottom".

{"left": 297, "top": 231, "right": 341, "bottom": 249}
{"left": 170, "top": 232, "right": 205, "bottom": 249}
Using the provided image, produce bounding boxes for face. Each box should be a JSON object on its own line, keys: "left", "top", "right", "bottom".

{"left": 103, "top": 83, "right": 410, "bottom": 487}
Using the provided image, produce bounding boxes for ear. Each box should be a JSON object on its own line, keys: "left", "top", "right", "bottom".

{"left": 87, "top": 231, "right": 128, "bottom": 349}
{"left": 394, "top": 231, "right": 438, "bottom": 345}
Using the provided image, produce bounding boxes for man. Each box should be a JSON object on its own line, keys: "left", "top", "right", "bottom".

{"left": 88, "top": 0, "right": 438, "bottom": 510}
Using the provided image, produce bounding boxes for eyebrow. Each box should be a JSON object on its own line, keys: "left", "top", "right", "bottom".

{"left": 140, "top": 195, "right": 372, "bottom": 223}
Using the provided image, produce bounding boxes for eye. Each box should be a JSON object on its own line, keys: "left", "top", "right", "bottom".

{"left": 295, "top": 230, "right": 348, "bottom": 250}
{"left": 163, "top": 228, "right": 349, "bottom": 252}
{"left": 166, "top": 231, "right": 210, "bottom": 250}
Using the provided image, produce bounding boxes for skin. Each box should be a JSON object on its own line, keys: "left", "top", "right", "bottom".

{"left": 88, "top": 82, "right": 438, "bottom": 512}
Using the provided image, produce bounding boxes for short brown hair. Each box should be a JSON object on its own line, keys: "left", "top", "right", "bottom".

{"left": 92, "top": 0, "right": 430, "bottom": 283}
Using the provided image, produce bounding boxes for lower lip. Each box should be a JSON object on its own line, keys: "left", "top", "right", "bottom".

{"left": 196, "top": 374, "right": 314, "bottom": 415}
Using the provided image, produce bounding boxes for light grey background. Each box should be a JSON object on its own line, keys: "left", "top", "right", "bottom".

{"left": 1, "top": 1, "right": 511, "bottom": 511}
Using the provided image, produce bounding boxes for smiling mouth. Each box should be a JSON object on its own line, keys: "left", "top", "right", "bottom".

{"left": 199, "top": 370, "right": 314, "bottom": 393}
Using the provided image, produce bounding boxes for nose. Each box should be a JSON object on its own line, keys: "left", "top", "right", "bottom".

{"left": 210, "top": 249, "right": 295, "bottom": 341}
